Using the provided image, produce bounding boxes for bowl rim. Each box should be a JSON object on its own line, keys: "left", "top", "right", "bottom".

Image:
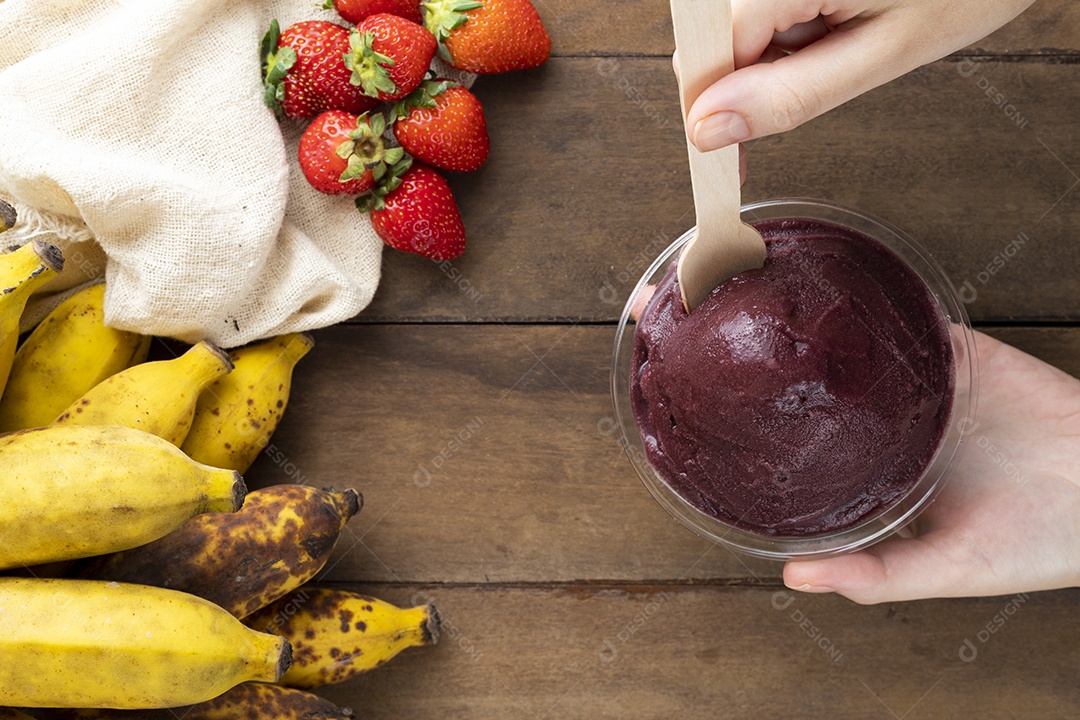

{"left": 610, "top": 197, "right": 979, "bottom": 560}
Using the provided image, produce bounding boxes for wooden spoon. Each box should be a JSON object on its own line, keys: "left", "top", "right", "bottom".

{"left": 670, "top": 0, "right": 766, "bottom": 313}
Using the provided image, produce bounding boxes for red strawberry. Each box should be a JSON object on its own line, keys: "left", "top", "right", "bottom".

{"left": 392, "top": 79, "right": 489, "bottom": 172}
{"left": 262, "top": 19, "right": 379, "bottom": 119}
{"left": 345, "top": 14, "right": 437, "bottom": 102}
{"left": 298, "top": 111, "right": 407, "bottom": 195}
{"left": 359, "top": 162, "right": 466, "bottom": 260}
{"left": 324, "top": 0, "right": 423, "bottom": 26}
{"left": 423, "top": 0, "right": 550, "bottom": 74}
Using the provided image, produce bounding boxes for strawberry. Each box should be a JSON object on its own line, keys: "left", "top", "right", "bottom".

{"left": 262, "top": 19, "right": 379, "bottom": 119}
{"left": 422, "top": 0, "right": 550, "bottom": 74}
{"left": 298, "top": 111, "right": 407, "bottom": 195}
{"left": 345, "top": 14, "right": 437, "bottom": 102}
{"left": 358, "top": 162, "right": 466, "bottom": 260}
{"left": 324, "top": 0, "right": 424, "bottom": 26}
{"left": 392, "top": 79, "right": 489, "bottom": 172}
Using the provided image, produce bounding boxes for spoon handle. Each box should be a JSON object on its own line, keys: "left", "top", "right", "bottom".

{"left": 670, "top": 0, "right": 740, "bottom": 228}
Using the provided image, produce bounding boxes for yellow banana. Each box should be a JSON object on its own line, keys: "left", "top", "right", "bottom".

{"left": 0, "top": 284, "right": 150, "bottom": 432}
{"left": 54, "top": 340, "right": 234, "bottom": 446}
{"left": 245, "top": 588, "right": 440, "bottom": 689}
{"left": 0, "top": 578, "right": 290, "bottom": 709}
{"left": 182, "top": 333, "right": 314, "bottom": 474}
{"left": 0, "top": 424, "right": 245, "bottom": 570}
{"left": 0, "top": 240, "right": 65, "bottom": 400}
{"left": 32, "top": 683, "right": 354, "bottom": 720}
{"left": 77, "top": 485, "right": 361, "bottom": 618}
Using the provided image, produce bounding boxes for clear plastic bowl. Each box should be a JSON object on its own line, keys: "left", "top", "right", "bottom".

{"left": 611, "top": 198, "right": 978, "bottom": 560}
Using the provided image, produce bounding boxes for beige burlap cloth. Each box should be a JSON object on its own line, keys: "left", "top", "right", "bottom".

{"left": 0, "top": 0, "right": 471, "bottom": 347}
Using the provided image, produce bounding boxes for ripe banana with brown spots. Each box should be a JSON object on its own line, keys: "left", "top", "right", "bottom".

{"left": 245, "top": 587, "right": 440, "bottom": 689}
{"left": 0, "top": 424, "right": 245, "bottom": 570}
{"left": 0, "top": 240, "right": 64, "bottom": 400}
{"left": 75, "top": 484, "right": 362, "bottom": 618}
{"left": 31, "top": 683, "right": 354, "bottom": 720}
{"left": 182, "top": 332, "right": 314, "bottom": 474}
{"left": 53, "top": 340, "right": 234, "bottom": 446}
{"left": 0, "top": 283, "right": 151, "bottom": 432}
{"left": 0, "top": 578, "right": 291, "bottom": 709}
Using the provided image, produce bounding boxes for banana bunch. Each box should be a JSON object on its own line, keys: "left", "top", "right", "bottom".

{"left": 0, "top": 284, "right": 150, "bottom": 432}
{"left": 30, "top": 683, "right": 354, "bottom": 720}
{"left": 0, "top": 239, "right": 65, "bottom": 399}
{"left": 246, "top": 588, "right": 440, "bottom": 689}
{"left": 0, "top": 424, "right": 245, "bottom": 570}
{"left": 0, "top": 213, "right": 436, "bottom": 712}
{"left": 0, "top": 578, "right": 291, "bottom": 709}
{"left": 76, "top": 484, "right": 362, "bottom": 618}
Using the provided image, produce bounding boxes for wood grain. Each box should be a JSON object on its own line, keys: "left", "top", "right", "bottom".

{"left": 537, "top": 0, "right": 1080, "bottom": 57}
{"left": 361, "top": 59, "right": 1080, "bottom": 323}
{"left": 313, "top": 583, "right": 1080, "bottom": 719}
{"left": 246, "top": 324, "right": 1080, "bottom": 585}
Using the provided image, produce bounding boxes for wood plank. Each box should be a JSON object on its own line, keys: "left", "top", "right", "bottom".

{"left": 539, "top": 0, "right": 1080, "bottom": 57}
{"left": 246, "top": 324, "right": 1080, "bottom": 585}
{"left": 361, "top": 59, "right": 1080, "bottom": 323}
{"left": 313, "top": 584, "right": 1080, "bottom": 719}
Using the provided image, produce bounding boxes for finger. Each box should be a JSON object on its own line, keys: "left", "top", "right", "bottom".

{"left": 771, "top": 15, "right": 830, "bottom": 53}
{"left": 687, "top": 19, "right": 921, "bottom": 151}
{"left": 783, "top": 535, "right": 982, "bottom": 605}
{"left": 629, "top": 284, "right": 657, "bottom": 322}
{"left": 732, "top": 0, "right": 859, "bottom": 68}
{"left": 672, "top": 49, "right": 679, "bottom": 80}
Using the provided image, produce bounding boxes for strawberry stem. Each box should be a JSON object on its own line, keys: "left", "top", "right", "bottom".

{"left": 422, "top": 0, "right": 484, "bottom": 63}
{"left": 355, "top": 155, "right": 414, "bottom": 213}
{"left": 338, "top": 113, "right": 405, "bottom": 186}
{"left": 345, "top": 29, "right": 399, "bottom": 99}
{"left": 391, "top": 79, "right": 459, "bottom": 121}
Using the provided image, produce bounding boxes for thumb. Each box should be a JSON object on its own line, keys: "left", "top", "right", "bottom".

{"left": 686, "top": 21, "right": 922, "bottom": 151}
{"left": 782, "top": 536, "right": 976, "bottom": 605}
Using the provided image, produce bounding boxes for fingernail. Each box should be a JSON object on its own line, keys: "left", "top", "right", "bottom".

{"left": 693, "top": 112, "right": 749, "bottom": 151}
{"left": 787, "top": 582, "right": 834, "bottom": 594}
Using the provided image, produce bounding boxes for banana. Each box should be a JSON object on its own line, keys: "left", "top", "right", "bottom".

{"left": 0, "top": 424, "right": 245, "bottom": 570}
{"left": 0, "top": 284, "right": 151, "bottom": 432}
{"left": 0, "top": 241, "right": 65, "bottom": 400}
{"left": 0, "top": 199, "right": 15, "bottom": 233}
{"left": 0, "top": 578, "right": 290, "bottom": 709}
{"left": 246, "top": 588, "right": 440, "bottom": 689}
{"left": 182, "top": 333, "right": 314, "bottom": 474}
{"left": 54, "top": 339, "right": 234, "bottom": 446}
{"left": 32, "top": 683, "right": 354, "bottom": 720}
{"left": 76, "top": 485, "right": 361, "bottom": 618}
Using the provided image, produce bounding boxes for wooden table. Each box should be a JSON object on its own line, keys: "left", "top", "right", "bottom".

{"left": 250, "top": 3, "right": 1080, "bottom": 716}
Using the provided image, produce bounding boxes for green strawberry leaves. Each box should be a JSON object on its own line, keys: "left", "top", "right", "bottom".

{"left": 261, "top": 19, "right": 297, "bottom": 116}
{"left": 336, "top": 113, "right": 408, "bottom": 188}
{"left": 391, "top": 78, "right": 459, "bottom": 121}
{"left": 355, "top": 155, "right": 415, "bottom": 213}
{"left": 422, "top": 0, "right": 484, "bottom": 63}
{"left": 345, "top": 29, "right": 399, "bottom": 99}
